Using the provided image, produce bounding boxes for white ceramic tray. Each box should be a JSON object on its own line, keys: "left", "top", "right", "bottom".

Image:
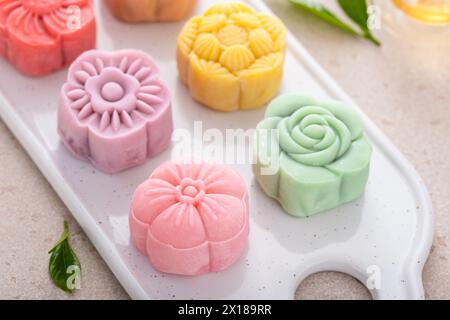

{"left": 0, "top": 0, "right": 433, "bottom": 300}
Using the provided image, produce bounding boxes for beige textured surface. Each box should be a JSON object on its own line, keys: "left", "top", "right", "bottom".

{"left": 0, "top": 0, "right": 449, "bottom": 299}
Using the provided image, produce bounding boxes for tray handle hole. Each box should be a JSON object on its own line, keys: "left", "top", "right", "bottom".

{"left": 295, "top": 271, "right": 372, "bottom": 300}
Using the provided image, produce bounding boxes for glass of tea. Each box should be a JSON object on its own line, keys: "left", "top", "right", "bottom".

{"left": 391, "top": 0, "right": 450, "bottom": 25}
{"left": 371, "top": 0, "right": 450, "bottom": 43}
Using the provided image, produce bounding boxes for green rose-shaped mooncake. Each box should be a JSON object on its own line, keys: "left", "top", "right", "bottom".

{"left": 253, "top": 94, "right": 372, "bottom": 217}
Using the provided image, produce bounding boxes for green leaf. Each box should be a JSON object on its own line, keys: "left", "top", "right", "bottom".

{"left": 289, "top": 0, "right": 381, "bottom": 46}
{"left": 337, "top": 0, "right": 381, "bottom": 46}
{"left": 289, "top": 0, "right": 359, "bottom": 36}
{"left": 48, "top": 221, "right": 81, "bottom": 293}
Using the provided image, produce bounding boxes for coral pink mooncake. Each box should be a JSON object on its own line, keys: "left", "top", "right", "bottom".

{"left": 58, "top": 49, "right": 173, "bottom": 174}
{"left": 0, "top": 0, "right": 96, "bottom": 76}
{"left": 130, "top": 161, "right": 249, "bottom": 276}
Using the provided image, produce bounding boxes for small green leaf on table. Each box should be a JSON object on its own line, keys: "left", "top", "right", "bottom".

{"left": 48, "top": 221, "right": 81, "bottom": 293}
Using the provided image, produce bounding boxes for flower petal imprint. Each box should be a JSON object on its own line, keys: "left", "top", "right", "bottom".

{"left": 176, "top": 2, "right": 286, "bottom": 111}
{"left": 0, "top": 0, "right": 96, "bottom": 76}
{"left": 58, "top": 49, "right": 173, "bottom": 174}
{"left": 130, "top": 161, "right": 249, "bottom": 276}
{"left": 253, "top": 94, "right": 372, "bottom": 217}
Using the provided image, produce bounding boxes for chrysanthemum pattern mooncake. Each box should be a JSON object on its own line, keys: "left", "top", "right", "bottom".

{"left": 0, "top": 0, "right": 96, "bottom": 76}
{"left": 58, "top": 49, "right": 173, "bottom": 174}
{"left": 177, "top": 2, "right": 286, "bottom": 111}
{"left": 130, "top": 161, "right": 249, "bottom": 276}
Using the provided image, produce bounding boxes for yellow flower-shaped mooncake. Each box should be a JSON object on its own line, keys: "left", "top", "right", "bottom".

{"left": 176, "top": 2, "right": 286, "bottom": 111}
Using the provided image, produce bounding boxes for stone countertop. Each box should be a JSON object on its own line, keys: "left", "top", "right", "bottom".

{"left": 0, "top": 0, "right": 448, "bottom": 299}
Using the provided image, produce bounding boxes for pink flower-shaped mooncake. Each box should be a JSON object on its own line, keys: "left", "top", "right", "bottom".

{"left": 130, "top": 161, "right": 249, "bottom": 276}
{"left": 58, "top": 50, "right": 173, "bottom": 174}
{"left": 0, "top": 0, "right": 96, "bottom": 76}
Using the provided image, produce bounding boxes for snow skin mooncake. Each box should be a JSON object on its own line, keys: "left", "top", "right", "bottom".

{"left": 130, "top": 161, "right": 249, "bottom": 276}
{"left": 177, "top": 2, "right": 286, "bottom": 111}
{"left": 58, "top": 49, "right": 173, "bottom": 174}
{"left": 253, "top": 94, "right": 372, "bottom": 217}
{"left": 0, "top": 0, "right": 96, "bottom": 76}
{"left": 106, "top": 0, "right": 197, "bottom": 23}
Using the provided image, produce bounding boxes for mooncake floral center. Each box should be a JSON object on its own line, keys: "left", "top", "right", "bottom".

{"left": 278, "top": 106, "right": 353, "bottom": 167}
{"left": 63, "top": 51, "right": 169, "bottom": 137}
{"left": 175, "top": 178, "right": 205, "bottom": 205}
{"left": 183, "top": 186, "right": 198, "bottom": 197}
{"left": 22, "top": 0, "right": 62, "bottom": 14}
{"left": 217, "top": 25, "right": 248, "bottom": 46}
{"left": 101, "top": 82, "right": 125, "bottom": 102}
{"left": 84, "top": 67, "right": 141, "bottom": 115}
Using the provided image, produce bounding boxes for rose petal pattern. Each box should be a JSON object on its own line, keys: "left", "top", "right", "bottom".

{"left": 254, "top": 94, "right": 372, "bottom": 217}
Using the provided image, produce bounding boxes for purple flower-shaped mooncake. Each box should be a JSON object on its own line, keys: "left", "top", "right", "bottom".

{"left": 58, "top": 49, "right": 173, "bottom": 174}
